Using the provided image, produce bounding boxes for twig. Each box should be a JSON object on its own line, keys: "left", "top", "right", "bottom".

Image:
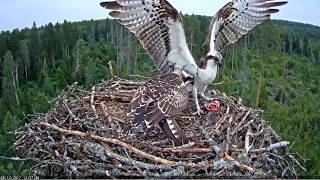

{"left": 251, "top": 125, "right": 264, "bottom": 137}
{"left": 0, "top": 155, "right": 37, "bottom": 162}
{"left": 40, "top": 122, "right": 176, "bottom": 166}
{"left": 63, "top": 99, "right": 79, "bottom": 121}
{"left": 225, "top": 116, "right": 234, "bottom": 153}
{"left": 124, "top": 149, "right": 146, "bottom": 176}
{"left": 226, "top": 105, "right": 230, "bottom": 114}
{"left": 251, "top": 141, "right": 290, "bottom": 153}
{"left": 180, "top": 116, "right": 196, "bottom": 120}
{"left": 289, "top": 127, "right": 301, "bottom": 151}
{"left": 129, "top": 74, "right": 149, "bottom": 79}
{"left": 111, "top": 80, "right": 144, "bottom": 86}
{"left": 214, "top": 115, "right": 228, "bottom": 131}
{"left": 242, "top": 119, "right": 255, "bottom": 129}
{"left": 245, "top": 129, "right": 254, "bottom": 154}
{"left": 148, "top": 146, "right": 213, "bottom": 154}
{"left": 232, "top": 109, "right": 252, "bottom": 135}
{"left": 267, "top": 125, "right": 282, "bottom": 141}
{"left": 100, "top": 102, "right": 115, "bottom": 129}
{"left": 224, "top": 154, "right": 255, "bottom": 173}
{"left": 287, "top": 154, "right": 307, "bottom": 172}
{"left": 200, "top": 126, "right": 222, "bottom": 154}
{"left": 212, "top": 81, "right": 224, "bottom": 86}
{"left": 175, "top": 142, "right": 195, "bottom": 149}
{"left": 100, "top": 102, "right": 110, "bottom": 118}
{"left": 90, "top": 87, "right": 97, "bottom": 117}
{"left": 112, "top": 116, "right": 126, "bottom": 124}
{"left": 40, "top": 122, "right": 210, "bottom": 168}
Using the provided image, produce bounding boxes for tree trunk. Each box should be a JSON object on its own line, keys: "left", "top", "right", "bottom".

{"left": 12, "top": 70, "right": 20, "bottom": 107}
{"left": 15, "top": 65, "right": 19, "bottom": 89}
{"left": 24, "top": 64, "right": 28, "bottom": 81}
{"left": 75, "top": 44, "right": 80, "bottom": 73}
{"left": 255, "top": 72, "right": 262, "bottom": 108}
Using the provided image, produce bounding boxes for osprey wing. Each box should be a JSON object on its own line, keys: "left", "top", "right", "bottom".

{"left": 203, "top": 0, "right": 287, "bottom": 54}
{"left": 127, "top": 73, "right": 188, "bottom": 129}
{"left": 158, "top": 119, "right": 189, "bottom": 146}
{"left": 101, "top": 0, "right": 197, "bottom": 73}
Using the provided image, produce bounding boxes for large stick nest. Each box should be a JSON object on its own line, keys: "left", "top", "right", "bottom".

{"left": 14, "top": 78, "right": 305, "bottom": 178}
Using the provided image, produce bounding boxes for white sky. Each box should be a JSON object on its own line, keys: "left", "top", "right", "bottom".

{"left": 0, "top": 0, "right": 319, "bottom": 31}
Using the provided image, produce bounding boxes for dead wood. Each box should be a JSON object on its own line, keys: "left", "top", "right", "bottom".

{"left": 13, "top": 78, "right": 306, "bottom": 178}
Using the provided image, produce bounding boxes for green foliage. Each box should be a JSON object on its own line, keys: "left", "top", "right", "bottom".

{"left": 0, "top": 17, "right": 319, "bottom": 176}
{"left": 18, "top": 40, "right": 30, "bottom": 81}
{"left": 1, "top": 51, "right": 19, "bottom": 110}
{"left": 0, "top": 162, "right": 31, "bottom": 176}
{"left": 0, "top": 112, "right": 18, "bottom": 153}
{"left": 0, "top": 112, "right": 31, "bottom": 176}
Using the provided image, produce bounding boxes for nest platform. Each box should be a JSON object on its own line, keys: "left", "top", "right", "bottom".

{"left": 14, "top": 79, "right": 305, "bottom": 178}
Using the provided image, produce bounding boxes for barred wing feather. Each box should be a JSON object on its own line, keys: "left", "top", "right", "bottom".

{"left": 127, "top": 73, "right": 188, "bottom": 130}
{"left": 100, "top": 0, "right": 196, "bottom": 73}
{"left": 203, "top": 0, "right": 288, "bottom": 54}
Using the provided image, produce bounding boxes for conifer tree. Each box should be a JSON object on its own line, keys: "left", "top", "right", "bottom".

{"left": 18, "top": 40, "right": 30, "bottom": 81}
{"left": 1, "top": 51, "right": 20, "bottom": 109}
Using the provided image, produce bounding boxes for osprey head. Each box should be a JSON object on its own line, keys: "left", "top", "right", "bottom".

{"left": 207, "top": 51, "right": 223, "bottom": 67}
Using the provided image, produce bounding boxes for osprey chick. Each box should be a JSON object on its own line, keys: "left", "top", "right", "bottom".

{"left": 125, "top": 70, "right": 192, "bottom": 146}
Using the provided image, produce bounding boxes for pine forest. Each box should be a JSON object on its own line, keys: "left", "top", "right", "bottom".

{"left": 0, "top": 15, "right": 319, "bottom": 176}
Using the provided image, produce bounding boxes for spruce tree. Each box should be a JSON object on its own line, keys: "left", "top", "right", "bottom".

{"left": 1, "top": 51, "right": 20, "bottom": 109}
{"left": 18, "top": 40, "right": 30, "bottom": 81}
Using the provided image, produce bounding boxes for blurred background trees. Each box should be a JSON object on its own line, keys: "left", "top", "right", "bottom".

{"left": 0, "top": 16, "right": 319, "bottom": 176}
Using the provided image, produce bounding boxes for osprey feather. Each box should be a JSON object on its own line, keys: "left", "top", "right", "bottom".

{"left": 100, "top": 0, "right": 287, "bottom": 115}
{"left": 125, "top": 71, "right": 191, "bottom": 145}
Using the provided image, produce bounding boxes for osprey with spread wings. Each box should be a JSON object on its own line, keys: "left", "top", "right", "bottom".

{"left": 100, "top": 0, "right": 287, "bottom": 115}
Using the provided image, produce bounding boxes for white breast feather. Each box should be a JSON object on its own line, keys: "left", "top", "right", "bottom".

{"left": 167, "top": 20, "right": 197, "bottom": 69}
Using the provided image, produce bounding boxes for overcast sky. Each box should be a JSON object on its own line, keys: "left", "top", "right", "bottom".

{"left": 1, "top": 0, "right": 319, "bottom": 31}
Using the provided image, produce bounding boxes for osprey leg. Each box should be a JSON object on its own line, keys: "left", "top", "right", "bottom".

{"left": 192, "top": 86, "right": 204, "bottom": 115}
{"left": 199, "top": 85, "right": 214, "bottom": 101}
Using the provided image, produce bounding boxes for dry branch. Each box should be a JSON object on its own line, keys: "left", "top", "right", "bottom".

{"left": 39, "top": 122, "right": 176, "bottom": 166}
{"left": 13, "top": 79, "right": 305, "bottom": 178}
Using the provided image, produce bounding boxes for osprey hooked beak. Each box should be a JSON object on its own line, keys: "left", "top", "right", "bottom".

{"left": 206, "top": 53, "right": 223, "bottom": 67}
{"left": 214, "top": 56, "right": 223, "bottom": 67}
{"left": 212, "top": 51, "right": 223, "bottom": 67}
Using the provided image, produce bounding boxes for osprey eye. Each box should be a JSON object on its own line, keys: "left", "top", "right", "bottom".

{"left": 206, "top": 55, "right": 214, "bottom": 60}
{"left": 213, "top": 56, "right": 220, "bottom": 62}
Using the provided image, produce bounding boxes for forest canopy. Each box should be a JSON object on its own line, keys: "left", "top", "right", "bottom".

{"left": 0, "top": 16, "right": 319, "bottom": 177}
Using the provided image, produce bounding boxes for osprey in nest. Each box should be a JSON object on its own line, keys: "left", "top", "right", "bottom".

{"left": 124, "top": 70, "right": 192, "bottom": 145}
{"left": 100, "top": 0, "right": 287, "bottom": 115}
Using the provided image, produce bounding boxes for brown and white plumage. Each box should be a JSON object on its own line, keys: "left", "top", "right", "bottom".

{"left": 125, "top": 72, "right": 190, "bottom": 145}
{"left": 203, "top": 0, "right": 288, "bottom": 55}
{"left": 100, "top": 0, "right": 287, "bottom": 115}
{"left": 100, "top": 0, "right": 196, "bottom": 73}
{"left": 158, "top": 119, "right": 189, "bottom": 146}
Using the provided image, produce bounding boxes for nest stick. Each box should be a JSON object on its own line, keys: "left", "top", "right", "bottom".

{"left": 149, "top": 146, "right": 213, "bottom": 154}
{"left": 62, "top": 99, "right": 78, "bottom": 120}
{"left": 251, "top": 141, "right": 290, "bottom": 153}
{"left": 0, "top": 155, "right": 37, "bottom": 162}
{"left": 225, "top": 154, "right": 255, "bottom": 173}
{"left": 13, "top": 79, "right": 305, "bottom": 177}
{"left": 288, "top": 154, "right": 307, "bottom": 172}
{"left": 232, "top": 109, "right": 252, "bottom": 135}
{"left": 90, "top": 87, "right": 97, "bottom": 115}
{"left": 225, "top": 116, "right": 234, "bottom": 154}
{"left": 40, "top": 122, "right": 176, "bottom": 166}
